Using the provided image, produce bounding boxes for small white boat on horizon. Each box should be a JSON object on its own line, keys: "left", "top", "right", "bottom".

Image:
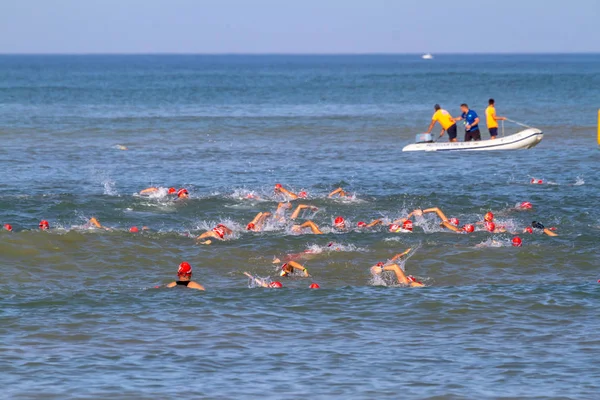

{"left": 421, "top": 53, "right": 434, "bottom": 60}
{"left": 402, "top": 128, "right": 544, "bottom": 152}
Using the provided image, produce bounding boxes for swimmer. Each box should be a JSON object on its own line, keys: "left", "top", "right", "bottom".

{"left": 84, "top": 217, "right": 113, "bottom": 231}
{"left": 516, "top": 201, "right": 533, "bottom": 211}
{"left": 243, "top": 272, "right": 283, "bottom": 288}
{"left": 197, "top": 224, "right": 233, "bottom": 243}
{"left": 166, "top": 262, "right": 205, "bottom": 291}
{"left": 4, "top": 223, "right": 13, "bottom": 232}
{"left": 247, "top": 212, "right": 272, "bottom": 232}
{"left": 274, "top": 202, "right": 292, "bottom": 222}
{"left": 139, "top": 187, "right": 177, "bottom": 196}
{"left": 291, "top": 220, "right": 323, "bottom": 235}
{"left": 357, "top": 219, "right": 384, "bottom": 229}
{"left": 524, "top": 221, "right": 558, "bottom": 237}
{"left": 274, "top": 183, "right": 299, "bottom": 200}
{"left": 370, "top": 249, "right": 424, "bottom": 287}
{"left": 280, "top": 261, "right": 310, "bottom": 277}
{"left": 388, "top": 219, "right": 414, "bottom": 233}
{"left": 333, "top": 216, "right": 347, "bottom": 231}
{"left": 476, "top": 212, "right": 506, "bottom": 233}
{"left": 328, "top": 187, "right": 347, "bottom": 198}
{"left": 422, "top": 207, "right": 475, "bottom": 233}
{"left": 39, "top": 220, "right": 50, "bottom": 230}
{"left": 290, "top": 204, "right": 319, "bottom": 220}
{"left": 176, "top": 188, "right": 189, "bottom": 199}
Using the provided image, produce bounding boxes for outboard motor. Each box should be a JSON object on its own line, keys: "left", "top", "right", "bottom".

{"left": 415, "top": 133, "right": 433, "bottom": 143}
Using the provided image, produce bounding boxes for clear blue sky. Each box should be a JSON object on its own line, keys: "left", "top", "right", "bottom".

{"left": 1, "top": 0, "right": 598, "bottom": 54}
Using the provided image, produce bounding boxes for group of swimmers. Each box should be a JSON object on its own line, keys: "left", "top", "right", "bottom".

{"left": 2, "top": 182, "right": 559, "bottom": 291}
{"left": 427, "top": 99, "right": 506, "bottom": 142}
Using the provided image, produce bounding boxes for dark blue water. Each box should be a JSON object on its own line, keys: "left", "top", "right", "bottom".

{"left": 1, "top": 54, "right": 599, "bottom": 399}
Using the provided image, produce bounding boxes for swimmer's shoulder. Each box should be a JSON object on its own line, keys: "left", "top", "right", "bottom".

{"left": 166, "top": 281, "right": 177, "bottom": 288}
{"left": 188, "top": 281, "right": 206, "bottom": 291}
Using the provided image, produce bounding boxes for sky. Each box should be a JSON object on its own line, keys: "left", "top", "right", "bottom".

{"left": 0, "top": 0, "right": 598, "bottom": 54}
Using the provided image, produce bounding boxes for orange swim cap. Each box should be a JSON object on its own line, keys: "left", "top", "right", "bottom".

{"left": 269, "top": 281, "right": 283, "bottom": 288}
{"left": 129, "top": 226, "right": 139, "bottom": 233}
{"left": 309, "top": 283, "right": 320, "bottom": 289}
{"left": 520, "top": 201, "right": 532, "bottom": 209}
{"left": 402, "top": 220, "right": 413, "bottom": 231}
{"left": 484, "top": 212, "right": 494, "bottom": 222}
{"left": 178, "top": 262, "right": 192, "bottom": 275}
{"left": 484, "top": 221, "right": 496, "bottom": 232}
{"left": 4, "top": 224, "right": 12, "bottom": 231}
{"left": 168, "top": 187, "right": 176, "bottom": 194}
{"left": 357, "top": 221, "right": 367, "bottom": 228}
{"left": 449, "top": 218, "right": 460, "bottom": 226}
{"left": 462, "top": 224, "right": 475, "bottom": 233}
{"left": 39, "top": 220, "right": 49, "bottom": 230}
{"left": 177, "top": 188, "right": 189, "bottom": 198}
{"left": 512, "top": 237, "right": 522, "bottom": 247}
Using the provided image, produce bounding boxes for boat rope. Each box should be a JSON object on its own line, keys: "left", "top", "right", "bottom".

{"left": 505, "top": 118, "right": 534, "bottom": 129}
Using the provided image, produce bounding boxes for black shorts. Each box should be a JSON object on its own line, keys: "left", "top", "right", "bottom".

{"left": 446, "top": 124, "right": 457, "bottom": 140}
{"left": 465, "top": 129, "right": 481, "bottom": 142}
{"left": 489, "top": 127, "right": 498, "bottom": 137}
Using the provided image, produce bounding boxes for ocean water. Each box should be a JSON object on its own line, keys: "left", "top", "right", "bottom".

{"left": 0, "top": 54, "right": 599, "bottom": 399}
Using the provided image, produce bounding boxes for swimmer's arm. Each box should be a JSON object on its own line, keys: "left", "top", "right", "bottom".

{"left": 366, "top": 219, "right": 383, "bottom": 228}
{"left": 280, "top": 187, "right": 298, "bottom": 200}
{"left": 187, "top": 282, "right": 206, "bottom": 291}
{"left": 248, "top": 212, "right": 264, "bottom": 225}
{"left": 328, "top": 188, "right": 346, "bottom": 198}
{"left": 407, "top": 209, "right": 423, "bottom": 218}
{"left": 390, "top": 248, "right": 411, "bottom": 262}
{"left": 244, "top": 272, "right": 268, "bottom": 288}
{"left": 291, "top": 204, "right": 310, "bottom": 220}
{"left": 423, "top": 207, "right": 449, "bottom": 222}
{"left": 139, "top": 187, "right": 158, "bottom": 195}
{"left": 288, "top": 261, "right": 310, "bottom": 277}
{"left": 441, "top": 221, "right": 461, "bottom": 232}
{"left": 543, "top": 228, "right": 558, "bottom": 237}
{"left": 300, "top": 221, "right": 323, "bottom": 235}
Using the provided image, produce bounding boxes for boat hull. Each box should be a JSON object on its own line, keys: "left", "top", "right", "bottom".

{"left": 402, "top": 128, "right": 543, "bottom": 152}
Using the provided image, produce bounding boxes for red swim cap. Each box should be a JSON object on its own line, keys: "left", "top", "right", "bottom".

{"left": 334, "top": 216, "right": 345, "bottom": 226}
{"left": 449, "top": 218, "right": 460, "bottom": 226}
{"left": 298, "top": 191, "right": 307, "bottom": 198}
{"left": 274, "top": 183, "right": 282, "bottom": 189}
{"left": 520, "top": 201, "right": 532, "bottom": 209}
{"left": 512, "top": 237, "right": 523, "bottom": 247}
{"left": 168, "top": 187, "right": 176, "bottom": 194}
{"left": 129, "top": 226, "right": 139, "bottom": 233}
{"left": 178, "top": 262, "right": 192, "bottom": 275}
{"left": 376, "top": 262, "right": 385, "bottom": 267}
{"left": 4, "top": 224, "right": 12, "bottom": 231}
{"left": 357, "top": 221, "right": 367, "bottom": 228}
{"left": 39, "top": 220, "right": 49, "bottom": 230}
{"left": 246, "top": 223, "right": 255, "bottom": 231}
{"left": 309, "top": 283, "right": 320, "bottom": 289}
{"left": 402, "top": 220, "right": 413, "bottom": 231}
{"left": 484, "top": 212, "right": 494, "bottom": 222}
{"left": 269, "top": 281, "right": 283, "bottom": 288}
{"left": 462, "top": 224, "right": 475, "bottom": 233}
{"left": 484, "top": 221, "right": 496, "bottom": 232}
{"left": 389, "top": 224, "right": 400, "bottom": 232}
{"left": 177, "top": 188, "right": 189, "bottom": 198}
{"left": 524, "top": 226, "right": 533, "bottom": 234}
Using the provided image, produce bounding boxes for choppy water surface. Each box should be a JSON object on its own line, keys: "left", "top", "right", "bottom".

{"left": 1, "top": 55, "right": 599, "bottom": 399}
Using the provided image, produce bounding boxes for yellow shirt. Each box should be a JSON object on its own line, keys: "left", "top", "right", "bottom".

{"left": 432, "top": 109, "right": 455, "bottom": 130}
{"left": 486, "top": 105, "right": 498, "bottom": 129}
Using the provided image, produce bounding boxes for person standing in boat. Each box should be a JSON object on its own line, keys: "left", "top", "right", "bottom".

{"left": 453, "top": 103, "right": 481, "bottom": 141}
{"left": 485, "top": 98, "right": 506, "bottom": 140}
{"left": 426, "top": 104, "right": 458, "bottom": 142}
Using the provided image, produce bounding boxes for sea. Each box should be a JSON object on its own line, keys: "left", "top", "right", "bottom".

{"left": 0, "top": 54, "right": 599, "bottom": 399}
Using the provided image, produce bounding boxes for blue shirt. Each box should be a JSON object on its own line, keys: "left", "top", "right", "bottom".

{"left": 461, "top": 109, "right": 479, "bottom": 132}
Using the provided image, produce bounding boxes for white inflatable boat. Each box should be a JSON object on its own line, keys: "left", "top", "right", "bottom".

{"left": 402, "top": 128, "right": 543, "bottom": 152}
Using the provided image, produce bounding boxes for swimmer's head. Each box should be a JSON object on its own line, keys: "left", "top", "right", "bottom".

{"left": 524, "top": 226, "right": 533, "bottom": 234}
{"left": 269, "top": 281, "right": 283, "bottom": 288}
{"left": 177, "top": 262, "right": 192, "bottom": 276}
{"left": 309, "top": 283, "right": 320, "bottom": 289}
{"left": 39, "top": 220, "right": 49, "bottom": 230}
{"left": 484, "top": 212, "right": 494, "bottom": 222}
{"left": 462, "top": 224, "right": 475, "bottom": 233}
{"left": 280, "top": 263, "right": 291, "bottom": 277}
{"left": 274, "top": 183, "right": 282, "bottom": 192}
{"left": 177, "top": 188, "right": 189, "bottom": 198}
{"left": 298, "top": 191, "right": 307, "bottom": 198}
{"left": 512, "top": 237, "right": 523, "bottom": 247}
{"left": 449, "top": 218, "right": 460, "bottom": 226}
{"left": 246, "top": 223, "right": 255, "bottom": 231}
{"left": 375, "top": 262, "right": 385, "bottom": 267}
{"left": 4, "top": 224, "right": 12, "bottom": 232}
{"left": 402, "top": 220, "right": 413, "bottom": 232}
{"left": 532, "top": 221, "right": 545, "bottom": 230}
{"left": 357, "top": 221, "right": 367, "bottom": 228}
{"left": 168, "top": 187, "right": 176, "bottom": 195}
{"left": 334, "top": 216, "right": 345, "bottom": 229}
{"left": 389, "top": 224, "right": 400, "bottom": 232}
{"left": 484, "top": 221, "right": 496, "bottom": 232}
{"left": 519, "top": 201, "right": 533, "bottom": 209}
{"left": 129, "top": 226, "right": 139, "bottom": 233}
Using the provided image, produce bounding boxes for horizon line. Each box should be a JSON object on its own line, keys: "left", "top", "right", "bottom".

{"left": 0, "top": 51, "right": 599, "bottom": 56}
